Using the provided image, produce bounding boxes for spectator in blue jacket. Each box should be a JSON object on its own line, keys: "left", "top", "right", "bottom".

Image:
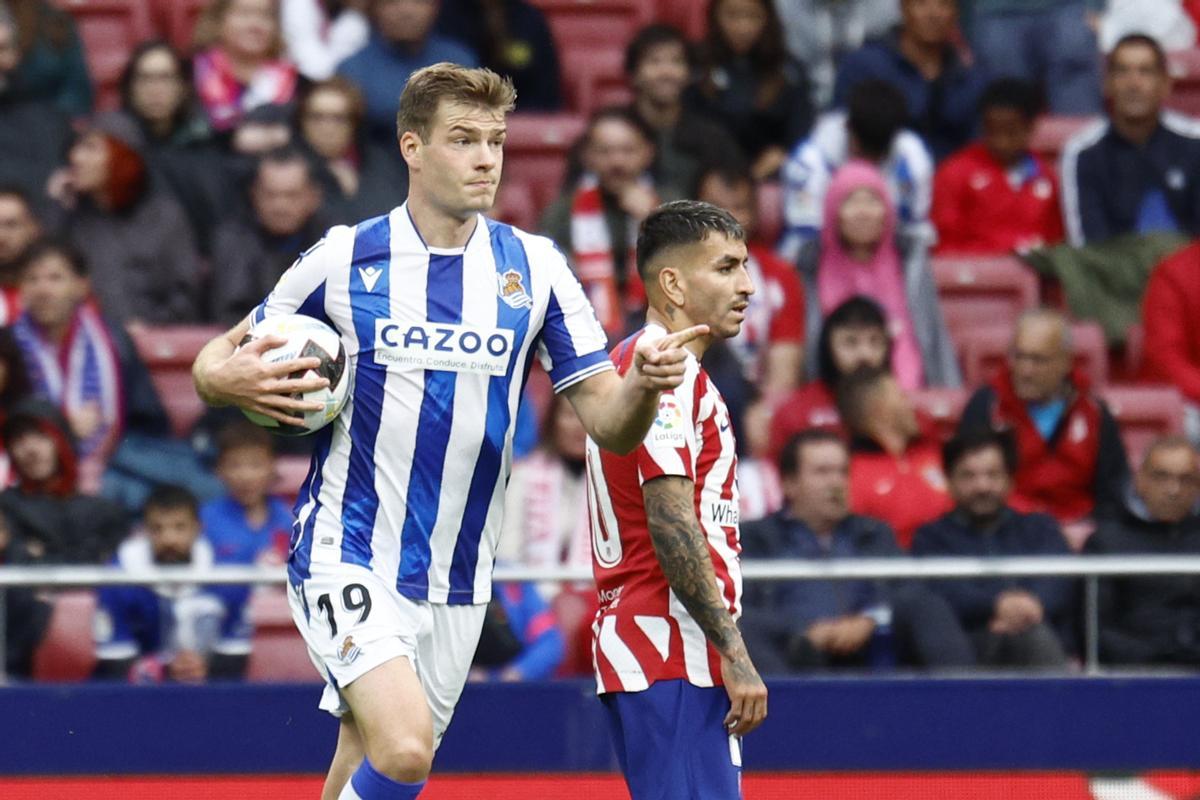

{"left": 336, "top": 0, "right": 478, "bottom": 149}
{"left": 470, "top": 577, "right": 565, "bottom": 681}
{"left": 740, "top": 430, "right": 974, "bottom": 672}
{"left": 913, "top": 427, "right": 1074, "bottom": 667}
{"left": 833, "top": 0, "right": 986, "bottom": 161}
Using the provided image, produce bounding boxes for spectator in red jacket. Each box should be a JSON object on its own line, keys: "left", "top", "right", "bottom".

{"left": 697, "top": 164, "right": 805, "bottom": 399}
{"left": 768, "top": 295, "right": 891, "bottom": 460}
{"left": 839, "top": 365, "right": 952, "bottom": 548}
{"left": 933, "top": 78, "right": 1064, "bottom": 256}
{"left": 958, "top": 309, "right": 1130, "bottom": 531}
{"left": 1142, "top": 241, "right": 1200, "bottom": 439}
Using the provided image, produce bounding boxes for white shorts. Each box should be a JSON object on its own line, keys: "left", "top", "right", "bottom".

{"left": 288, "top": 562, "right": 488, "bottom": 745}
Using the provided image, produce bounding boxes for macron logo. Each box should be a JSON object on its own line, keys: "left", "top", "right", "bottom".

{"left": 358, "top": 266, "right": 383, "bottom": 292}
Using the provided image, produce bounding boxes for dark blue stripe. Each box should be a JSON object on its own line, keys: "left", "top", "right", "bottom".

{"left": 541, "top": 288, "right": 607, "bottom": 387}
{"left": 286, "top": 423, "right": 334, "bottom": 584}
{"left": 295, "top": 282, "right": 330, "bottom": 328}
{"left": 446, "top": 221, "right": 533, "bottom": 602}
{"left": 339, "top": 215, "right": 392, "bottom": 567}
{"left": 396, "top": 251, "right": 464, "bottom": 597}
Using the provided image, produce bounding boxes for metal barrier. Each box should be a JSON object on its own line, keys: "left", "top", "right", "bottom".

{"left": 3, "top": 555, "right": 1199, "bottom": 679}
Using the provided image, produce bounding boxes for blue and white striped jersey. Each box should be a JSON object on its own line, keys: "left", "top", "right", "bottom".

{"left": 254, "top": 204, "right": 612, "bottom": 604}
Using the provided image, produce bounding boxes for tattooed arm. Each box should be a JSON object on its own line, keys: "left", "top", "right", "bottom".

{"left": 643, "top": 475, "right": 768, "bottom": 736}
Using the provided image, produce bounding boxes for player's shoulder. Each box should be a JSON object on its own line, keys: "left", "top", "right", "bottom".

{"left": 483, "top": 217, "right": 570, "bottom": 271}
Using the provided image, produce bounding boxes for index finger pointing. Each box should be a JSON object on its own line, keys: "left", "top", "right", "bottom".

{"left": 656, "top": 324, "right": 710, "bottom": 351}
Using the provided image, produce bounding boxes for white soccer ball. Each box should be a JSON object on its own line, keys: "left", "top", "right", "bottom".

{"left": 238, "top": 313, "right": 351, "bottom": 436}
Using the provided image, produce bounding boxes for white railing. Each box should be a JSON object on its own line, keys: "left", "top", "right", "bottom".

{"left": 3, "top": 555, "right": 1199, "bottom": 678}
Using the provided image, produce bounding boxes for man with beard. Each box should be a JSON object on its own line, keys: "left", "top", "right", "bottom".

{"left": 913, "top": 427, "right": 1073, "bottom": 668}
{"left": 92, "top": 485, "right": 252, "bottom": 682}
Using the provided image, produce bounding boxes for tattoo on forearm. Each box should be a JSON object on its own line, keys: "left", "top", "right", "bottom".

{"left": 644, "top": 477, "right": 743, "bottom": 657}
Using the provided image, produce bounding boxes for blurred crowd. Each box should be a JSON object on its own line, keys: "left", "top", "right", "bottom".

{"left": 3, "top": 0, "right": 1200, "bottom": 684}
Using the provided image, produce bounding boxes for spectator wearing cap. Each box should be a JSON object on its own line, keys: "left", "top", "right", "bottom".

{"left": 1142, "top": 241, "right": 1200, "bottom": 438}
{"left": 193, "top": 0, "right": 299, "bottom": 134}
{"left": 336, "top": 0, "right": 478, "bottom": 149}
{"left": 686, "top": 0, "right": 813, "bottom": 181}
{"left": 623, "top": 24, "right": 744, "bottom": 200}
{"left": 434, "top": 0, "right": 562, "bottom": 111}
{"left": 913, "top": 428, "right": 1073, "bottom": 668}
{"left": 1061, "top": 34, "right": 1200, "bottom": 246}
{"left": 958, "top": 309, "right": 1129, "bottom": 529}
{"left": 43, "top": 112, "right": 202, "bottom": 325}
{"left": 832, "top": 0, "right": 986, "bottom": 161}
{"left": 768, "top": 296, "right": 892, "bottom": 457}
{"left": 839, "top": 366, "right": 953, "bottom": 548}
{"left": 933, "top": 79, "right": 1065, "bottom": 256}
{"left": 779, "top": 80, "right": 934, "bottom": 262}
{"left": 0, "top": 398, "right": 129, "bottom": 564}
{"left": 210, "top": 146, "right": 329, "bottom": 325}
{"left": 0, "top": 5, "right": 71, "bottom": 200}
{"left": 1084, "top": 435, "right": 1200, "bottom": 666}
{"left": 2, "top": 0, "right": 92, "bottom": 116}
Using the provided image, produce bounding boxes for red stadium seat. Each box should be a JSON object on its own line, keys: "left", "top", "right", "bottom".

{"left": 931, "top": 255, "right": 1040, "bottom": 346}
{"left": 654, "top": 0, "right": 707, "bottom": 39}
{"left": 1100, "top": 384, "right": 1186, "bottom": 463}
{"left": 155, "top": 0, "right": 209, "bottom": 52}
{"left": 1029, "top": 115, "right": 1100, "bottom": 166}
{"left": 32, "top": 591, "right": 98, "bottom": 682}
{"left": 493, "top": 179, "right": 539, "bottom": 233}
{"left": 503, "top": 112, "right": 586, "bottom": 211}
{"left": 561, "top": 47, "right": 630, "bottom": 115}
{"left": 531, "top": 0, "right": 654, "bottom": 50}
{"left": 957, "top": 321, "right": 1109, "bottom": 388}
{"left": 129, "top": 324, "right": 224, "bottom": 437}
{"left": 51, "top": 0, "right": 155, "bottom": 110}
{"left": 756, "top": 181, "right": 783, "bottom": 248}
{"left": 247, "top": 589, "right": 321, "bottom": 682}
{"left": 273, "top": 454, "right": 311, "bottom": 506}
{"left": 910, "top": 387, "right": 968, "bottom": 441}
{"left": 1168, "top": 49, "right": 1200, "bottom": 117}
{"left": 1125, "top": 322, "right": 1146, "bottom": 379}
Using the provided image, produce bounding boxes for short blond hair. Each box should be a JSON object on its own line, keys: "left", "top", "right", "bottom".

{"left": 397, "top": 63, "right": 516, "bottom": 142}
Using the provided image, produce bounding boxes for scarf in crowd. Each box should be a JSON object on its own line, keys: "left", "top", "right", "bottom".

{"left": 818, "top": 160, "right": 924, "bottom": 390}
{"left": 12, "top": 300, "right": 124, "bottom": 460}
{"left": 193, "top": 47, "right": 298, "bottom": 132}
{"left": 569, "top": 173, "right": 647, "bottom": 337}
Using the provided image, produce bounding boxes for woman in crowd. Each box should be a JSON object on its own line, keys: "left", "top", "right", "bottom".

{"left": 295, "top": 77, "right": 408, "bottom": 223}
{"left": 797, "top": 160, "right": 959, "bottom": 392}
{"left": 687, "top": 0, "right": 812, "bottom": 180}
{"left": 45, "top": 113, "right": 201, "bottom": 325}
{"left": 4, "top": 0, "right": 91, "bottom": 115}
{"left": 193, "top": 0, "right": 298, "bottom": 133}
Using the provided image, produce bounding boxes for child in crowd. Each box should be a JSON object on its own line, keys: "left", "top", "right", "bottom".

{"left": 200, "top": 419, "right": 292, "bottom": 566}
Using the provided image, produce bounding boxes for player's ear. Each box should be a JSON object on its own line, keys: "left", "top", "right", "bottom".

{"left": 399, "top": 130, "right": 421, "bottom": 168}
{"left": 659, "top": 266, "right": 685, "bottom": 309}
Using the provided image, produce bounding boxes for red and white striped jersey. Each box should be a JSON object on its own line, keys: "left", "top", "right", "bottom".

{"left": 585, "top": 324, "right": 742, "bottom": 695}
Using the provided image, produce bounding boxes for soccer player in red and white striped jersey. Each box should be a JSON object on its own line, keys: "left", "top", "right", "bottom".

{"left": 585, "top": 200, "right": 768, "bottom": 799}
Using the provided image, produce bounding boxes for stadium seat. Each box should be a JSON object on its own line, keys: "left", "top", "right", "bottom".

{"left": 910, "top": 387, "right": 968, "bottom": 441}
{"left": 32, "top": 591, "right": 98, "bottom": 682}
{"left": 247, "top": 589, "right": 320, "bottom": 682}
{"left": 931, "top": 255, "right": 1040, "bottom": 346}
{"left": 1168, "top": 49, "right": 1200, "bottom": 117}
{"left": 1100, "top": 384, "right": 1186, "bottom": 463}
{"left": 654, "top": 0, "right": 707, "bottom": 39}
{"left": 129, "top": 324, "right": 224, "bottom": 438}
{"left": 561, "top": 47, "right": 631, "bottom": 115}
{"left": 51, "top": 0, "right": 155, "bottom": 110}
{"left": 756, "top": 181, "right": 783, "bottom": 248}
{"left": 1125, "top": 322, "right": 1145, "bottom": 379}
{"left": 1029, "top": 115, "right": 1100, "bottom": 166}
{"left": 957, "top": 320, "right": 1108, "bottom": 388}
{"left": 531, "top": 0, "right": 654, "bottom": 50}
{"left": 273, "top": 454, "right": 311, "bottom": 506}
{"left": 155, "top": 0, "right": 208, "bottom": 52}
{"left": 493, "top": 179, "right": 539, "bottom": 233}
{"left": 502, "top": 113, "right": 586, "bottom": 212}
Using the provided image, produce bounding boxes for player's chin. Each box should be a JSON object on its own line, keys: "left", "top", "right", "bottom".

{"left": 715, "top": 316, "right": 744, "bottom": 339}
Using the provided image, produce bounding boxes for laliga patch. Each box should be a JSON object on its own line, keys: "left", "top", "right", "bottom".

{"left": 374, "top": 320, "right": 514, "bottom": 376}
{"left": 652, "top": 395, "right": 687, "bottom": 448}
{"left": 497, "top": 269, "right": 533, "bottom": 309}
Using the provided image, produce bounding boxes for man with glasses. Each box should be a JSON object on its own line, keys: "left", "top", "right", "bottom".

{"left": 1085, "top": 435, "right": 1200, "bottom": 666}
{"left": 958, "top": 309, "right": 1129, "bottom": 530}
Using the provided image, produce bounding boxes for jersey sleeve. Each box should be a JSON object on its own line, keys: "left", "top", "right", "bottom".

{"left": 247, "top": 225, "right": 349, "bottom": 327}
{"left": 534, "top": 244, "right": 614, "bottom": 392}
{"left": 636, "top": 366, "right": 699, "bottom": 484}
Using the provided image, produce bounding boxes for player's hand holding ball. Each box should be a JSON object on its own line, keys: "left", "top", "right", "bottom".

{"left": 631, "top": 324, "right": 710, "bottom": 391}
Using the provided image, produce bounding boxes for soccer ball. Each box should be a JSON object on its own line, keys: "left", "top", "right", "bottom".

{"left": 238, "top": 314, "right": 351, "bottom": 436}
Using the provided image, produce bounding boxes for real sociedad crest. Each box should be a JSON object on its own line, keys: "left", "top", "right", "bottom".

{"left": 497, "top": 269, "right": 533, "bottom": 309}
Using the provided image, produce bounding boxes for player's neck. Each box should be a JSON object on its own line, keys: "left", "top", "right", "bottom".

{"left": 646, "top": 306, "right": 711, "bottom": 358}
{"left": 407, "top": 195, "right": 478, "bottom": 249}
